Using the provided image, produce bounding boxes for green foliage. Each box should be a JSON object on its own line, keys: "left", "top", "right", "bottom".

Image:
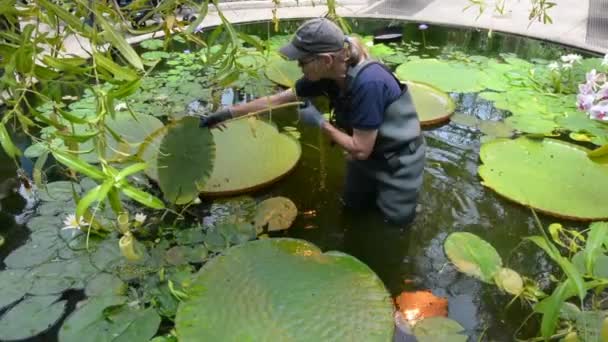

{"left": 175, "top": 238, "right": 395, "bottom": 341}
{"left": 0, "top": 295, "right": 67, "bottom": 341}
{"left": 413, "top": 317, "right": 467, "bottom": 342}
{"left": 479, "top": 137, "right": 608, "bottom": 220}
{"left": 444, "top": 232, "right": 503, "bottom": 283}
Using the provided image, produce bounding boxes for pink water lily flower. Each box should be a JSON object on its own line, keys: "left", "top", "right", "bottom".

{"left": 579, "top": 82, "right": 594, "bottom": 95}
{"left": 589, "top": 101, "right": 608, "bottom": 121}
{"left": 586, "top": 69, "right": 606, "bottom": 88}
{"left": 577, "top": 93, "right": 595, "bottom": 111}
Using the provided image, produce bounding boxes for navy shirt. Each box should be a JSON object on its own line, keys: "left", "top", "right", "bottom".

{"left": 295, "top": 63, "right": 402, "bottom": 130}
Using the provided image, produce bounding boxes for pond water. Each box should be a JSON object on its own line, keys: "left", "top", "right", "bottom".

{"left": 0, "top": 18, "right": 597, "bottom": 341}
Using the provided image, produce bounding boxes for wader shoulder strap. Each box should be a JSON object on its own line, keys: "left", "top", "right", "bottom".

{"left": 345, "top": 60, "right": 406, "bottom": 94}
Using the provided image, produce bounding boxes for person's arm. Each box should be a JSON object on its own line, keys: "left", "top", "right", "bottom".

{"left": 321, "top": 123, "right": 377, "bottom": 160}
{"left": 230, "top": 89, "right": 297, "bottom": 117}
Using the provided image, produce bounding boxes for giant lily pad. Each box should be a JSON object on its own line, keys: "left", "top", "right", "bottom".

{"left": 59, "top": 296, "right": 161, "bottom": 342}
{"left": 0, "top": 270, "right": 31, "bottom": 310}
{"left": 175, "top": 238, "right": 394, "bottom": 341}
{"left": 254, "top": 196, "right": 298, "bottom": 231}
{"left": 201, "top": 119, "right": 301, "bottom": 196}
{"left": 0, "top": 295, "right": 66, "bottom": 340}
{"left": 157, "top": 117, "right": 215, "bottom": 204}
{"left": 264, "top": 55, "right": 302, "bottom": 88}
{"left": 407, "top": 81, "right": 455, "bottom": 126}
{"left": 444, "top": 232, "right": 502, "bottom": 283}
{"left": 479, "top": 137, "right": 608, "bottom": 220}
{"left": 396, "top": 59, "right": 486, "bottom": 93}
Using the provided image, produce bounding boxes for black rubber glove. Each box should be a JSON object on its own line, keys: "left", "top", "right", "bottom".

{"left": 199, "top": 108, "right": 233, "bottom": 128}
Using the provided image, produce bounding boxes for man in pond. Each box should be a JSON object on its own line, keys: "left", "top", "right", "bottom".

{"left": 199, "top": 18, "right": 425, "bottom": 225}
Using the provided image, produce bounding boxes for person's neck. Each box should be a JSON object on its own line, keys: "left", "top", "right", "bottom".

{"left": 334, "top": 58, "right": 365, "bottom": 90}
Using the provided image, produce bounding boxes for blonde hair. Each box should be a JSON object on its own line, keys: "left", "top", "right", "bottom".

{"left": 344, "top": 36, "right": 369, "bottom": 66}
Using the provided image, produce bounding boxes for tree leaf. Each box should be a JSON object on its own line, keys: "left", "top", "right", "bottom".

{"left": 97, "top": 15, "right": 143, "bottom": 71}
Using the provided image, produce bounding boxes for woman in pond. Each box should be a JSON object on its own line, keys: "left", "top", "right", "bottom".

{"left": 200, "top": 18, "right": 425, "bottom": 225}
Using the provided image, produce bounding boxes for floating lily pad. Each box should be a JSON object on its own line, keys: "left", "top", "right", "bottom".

{"left": 444, "top": 232, "right": 502, "bottom": 283}
{"left": 254, "top": 197, "right": 298, "bottom": 232}
{"left": 557, "top": 112, "right": 608, "bottom": 146}
{"left": 200, "top": 119, "right": 301, "bottom": 196}
{"left": 493, "top": 268, "right": 524, "bottom": 295}
{"left": 479, "top": 137, "right": 608, "bottom": 220}
{"left": 157, "top": 116, "right": 215, "bottom": 204}
{"left": 479, "top": 120, "right": 514, "bottom": 138}
{"left": 0, "top": 270, "right": 31, "bottom": 310}
{"left": 264, "top": 55, "right": 302, "bottom": 88}
{"left": 407, "top": 81, "right": 455, "bottom": 126}
{"left": 413, "top": 317, "right": 467, "bottom": 342}
{"left": 175, "top": 238, "right": 394, "bottom": 341}
{"left": 59, "top": 296, "right": 161, "bottom": 342}
{"left": 396, "top": 59, "right": 485, "bottom": 93}
{"left": 38, "top": 181, "right": 80, "bottom": 202}
{"left": 450, "top": 113, "right": 480, "bottom": 128}
{"left": 85, "top": 273, "right": 126, "bottom": 297}
{"left": 4, "top": 229, "right": 60, "bottom": 268}
{"left": 0, "top": 295, "right": 66, "bottom": 341}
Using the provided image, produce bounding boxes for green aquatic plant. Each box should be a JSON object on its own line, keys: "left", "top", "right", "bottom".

{"left": 446, "top": 220, "right": 608, "bottom": 341}
{"left": 478, "top": 137, "right": 608, "bottom": 221}
{"left": 175, "top": 238, "right": 395, "bottom": 341}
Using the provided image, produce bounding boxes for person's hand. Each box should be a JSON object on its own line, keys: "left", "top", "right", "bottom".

{"left": 298, "top": 100, "right": 325, "bottom": 127}
{"left": 199, "top": 108, "right": 233, "bottom": 128}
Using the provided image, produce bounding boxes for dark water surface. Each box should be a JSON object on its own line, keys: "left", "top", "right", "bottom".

{"left": 0, "top": 18, "right": 595, "bottom": 341}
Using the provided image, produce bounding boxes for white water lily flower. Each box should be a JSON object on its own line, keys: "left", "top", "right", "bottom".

{"left": 114, "top": 102, "right": 127, "bottom": 111}
{"left": 547, "top": 62, "right": 559, "bottom": 71}
{"left": 560, "top": 54, "right": 582, "bottom": 64}
{"left": 561, "top": 62, "right": 573, "bottom": 70}
{"left": 134, "top": 213, "right": 147, "bottom": 224}
{"left": 62, "top": 214, "right": 88, "bottom": 230}
{"left": 602, "top": 54, "right": 608, "bottom": 66}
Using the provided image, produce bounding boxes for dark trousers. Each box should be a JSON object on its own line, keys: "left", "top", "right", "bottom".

{"left": 342, "top": 142, "right": 425, "bottom": 225}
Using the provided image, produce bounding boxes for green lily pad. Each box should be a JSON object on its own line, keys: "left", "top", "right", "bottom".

{"left": 413, "top": 317, "right": 467, "bottom": 342}
{"left": 407, "top": 81, "right": 455, "bottom": 126}
{"left": 85, "top": 273, "right": 127, "bottom": 297}
{"left": 557, "top": 112, "right": 608, "bottom": 146}
{"left": 157, "top": 116, "right": 215, "bottom": 204}
{"left": 265, "top": 55, "right": 302, "bottom": 88}
{"left": 0, "top": 269, "right": 31, "bottom": 310}
{"left": 444, "top": 232, "right": 503, "bottom": 283}
{"left": 4, "top": 229, "right": 60, "bottom": 268}
{"left": 254, "top": 196, "right": 298, "bottom": 232}
{"left": 0, "top": 295, "right": 67, "bottom": 341}
{"left": 479, "top": 120, "right": 514, "bottom": 138}
{"left": 59, "top": 296, "right": 161, "bottom": 342}
{"left": 38, "top": 181, "right": 80, "bottom": 202}
{"left": 175, "top": 238, "right": 394, "bottom": 341}
{"left": 396, "top": 59, "right": 485, "bottom": 93}
{"left": 479, "top": 137, "right": 608, "bottom": 220}
{"left": 493, "top": 267, "right": 524, "bottom": 295}
{"left": 140, "top": 39, "right": 164, "bottom": 50}
{"left": 505, "top": 114, "right": 557, "bottom": 135}
{"left": 201, "top": 119, "right": 301, "bottom": 196}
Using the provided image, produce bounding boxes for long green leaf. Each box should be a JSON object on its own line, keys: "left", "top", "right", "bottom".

{"left": 76, "top": 179, "right": 113, "bottom": 219}
{"left": 115, "top": 163, "right": 147, "bottom": 181}
{"left": 0, "top": 123, "right": 21, "bottom": 158}
{"left": 184, "top": 0, "right": 209, "bottom": 34}
{"left": 120, "top": 184, "right": 164, "bottom": 209}
{"left": 536, "top": 279, "right": 573, "bottom": 339}
{"left": 586, "top": 223, "right": 608, "bottom": 275}
{"left": 36, "top": 0, "right": 93, "bottom": 36}
{"left": 33, "top": 150, "right": 48, "bottom": 190}
{"left": 55, "top": 107, "right": 90, "bottom": 124}
{"left": 55, "top": 130, "right": 99, "bottom": 143}
{"left": 93, "top": 53, "right": 139, "bottom": 81}
{"left": 96, "top": 15, "right": 143, "bottom": 71}
{"left": 41, "top": 55, "right": 89, "bottom": 73}
{"left": 52, "top": 150, "right": 105, "bottom": 180}
{"left": 108, "top": 79, "right": 141, "bottom": 99}
{"left": 526, "top": 236, "right": 586, "bottom": 301}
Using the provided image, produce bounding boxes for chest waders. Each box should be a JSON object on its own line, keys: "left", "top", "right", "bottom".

{"left": 337, "top": 61, "right": 425, "bottom": 224}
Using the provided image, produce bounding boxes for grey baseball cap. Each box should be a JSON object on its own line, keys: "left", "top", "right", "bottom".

{"left": 279, "top": 18, "right": 345, "bottom": 60}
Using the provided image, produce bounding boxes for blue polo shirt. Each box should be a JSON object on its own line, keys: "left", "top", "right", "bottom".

{"left": 294, "top": 63, "right": 402, "bottom": 130}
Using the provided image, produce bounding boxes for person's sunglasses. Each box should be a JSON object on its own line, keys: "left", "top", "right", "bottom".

{"left": 297, "top": 56, "right": 318, "bottom": 68}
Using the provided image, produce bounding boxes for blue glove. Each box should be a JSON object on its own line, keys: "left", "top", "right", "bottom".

{"left": 298, "top": 100, "right": 325, "bottom": 127}
{"left": 199, "top": 108, "right": 233, "bottom": 128}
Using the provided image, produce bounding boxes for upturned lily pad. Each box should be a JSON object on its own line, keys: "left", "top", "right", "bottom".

{"left": 200, "top": 119, "right": 301, "bottom": 196}
{"left": 493, "top": 268, "right": 524, "bottom": 295}
{"left": 396, "top": 59, "right": 485, "bottom": 93}
{"left": 254, "top": 196, "right": 298, "bottom": 232}
{"left": 407, "top": 81, "right": 455, "bottom": 125}
{"left": 0, "top": 295, "right": 67, "bottom": 341}
{"left": 0, "top": 270, "right": 31, "bottom": 310}
{"left": 478, "top": 137, "right": 608, "bottom": 220}
{"left": 157, "top": 117, "right": 215, "bottom": 204}
{"left": 59, "top": 296, "right": 161, "bottom": 342}
{"left": 444, "top": 232, "right": 502, "bottom": 283}
{"left": 413, "top": 317, "right": 467, "bottom": 342}
{"left": 175, "top": 238, "right": 394, "bottom": 341}
{"left": 264, "top": 55, "right": 302, "bottom": 88}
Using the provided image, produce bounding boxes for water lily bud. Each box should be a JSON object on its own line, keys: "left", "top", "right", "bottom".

{"left": 119, "top": 232, "right": 143, "bottom": 262}
{"left": 117, "top": 211, "right": 130, "bottom": 234}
